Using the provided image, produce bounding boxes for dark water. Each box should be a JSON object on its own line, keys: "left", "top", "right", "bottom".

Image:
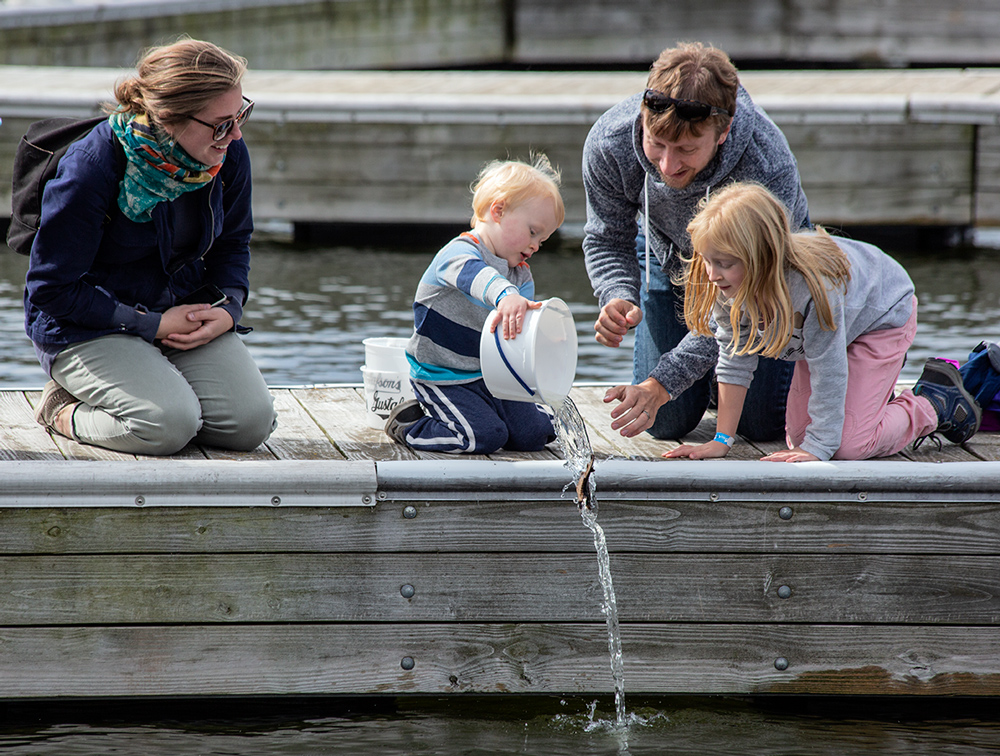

{"left": 1, "top": 233, "right": 998, "bottom": 388}
{"left": 2, "top": 233, "right": 1000, "bottom": 751}
{"left": 2, "top": 696, "right": 1000, "bottom": 755}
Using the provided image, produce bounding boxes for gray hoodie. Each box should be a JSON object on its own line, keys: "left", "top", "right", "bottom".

{"left": 713, "top": 236, "right": 915, "bottom": 461}
{"left": 582, "top": 86, "right": 809, "bottom": 397}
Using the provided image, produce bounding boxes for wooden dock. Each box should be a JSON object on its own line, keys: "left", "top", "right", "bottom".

{"left": 2, "top": 384, "right": 1000, "bottom": 699}
{"left": 2, "top": 0, "right": 999, "bottom": 71}
{"left": 4, "top": 67, "right": 1000, "bottom": 235}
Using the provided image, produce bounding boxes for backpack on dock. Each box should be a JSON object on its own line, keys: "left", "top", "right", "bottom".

{"left": 6, "top": 115, "right": 124, "bottom": 256}
{"left": 959, "top": 341, "right": 1000, "bottom": 432}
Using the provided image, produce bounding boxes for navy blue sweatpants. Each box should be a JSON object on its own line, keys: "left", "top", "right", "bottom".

{"left": 405, "top": 378, "right": 555, "bottom": 454}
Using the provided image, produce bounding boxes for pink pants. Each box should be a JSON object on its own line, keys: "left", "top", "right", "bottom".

{"left": 785, "top": 298, "right": 938, "bottom": 460}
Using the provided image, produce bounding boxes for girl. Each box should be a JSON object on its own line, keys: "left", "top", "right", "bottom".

{"left": 27, "top": 38, "right": 276, "bottom": 455}
{"left": 664, "top": 182, "right": 979, "bottom": 462}
{"left": 385, "top": 155, "right": 564, "bottom": 454}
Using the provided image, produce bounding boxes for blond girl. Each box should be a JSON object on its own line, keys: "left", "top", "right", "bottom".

{"left": 665, "top": 182, "right": 978, "bottom": 462}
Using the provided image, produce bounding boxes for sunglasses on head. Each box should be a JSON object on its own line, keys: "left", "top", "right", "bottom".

{"left": 642, "top": 89, "right": 732, "bottom": 122}
{"left": 186, "top": 96, "right": 254, "bottom": 141}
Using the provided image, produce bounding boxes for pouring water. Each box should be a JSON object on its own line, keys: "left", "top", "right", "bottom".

{"left": 552, "top": 396, "right": 628, "bottom": 730}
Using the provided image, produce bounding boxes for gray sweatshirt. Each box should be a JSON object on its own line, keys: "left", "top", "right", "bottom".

{"left": 713, "top": 236, "right": 915, "bottom": 461}
{"left": 582, "top": 86, "right": 810, "bottom": 397}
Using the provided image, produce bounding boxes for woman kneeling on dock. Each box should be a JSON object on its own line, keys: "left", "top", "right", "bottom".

{"left": 26, "top": 38, "right": 276, "bottom": 455}
{"left": 665, "top": 182, "right": 980, "bottom": 462}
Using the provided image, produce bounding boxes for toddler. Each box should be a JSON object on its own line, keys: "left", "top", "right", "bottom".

{"left": 385, "top": 155, "right": 565, "bottom": 454}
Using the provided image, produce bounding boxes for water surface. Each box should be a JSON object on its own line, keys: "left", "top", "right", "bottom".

{"left": 1, "top": 695, "right": 999, "bottom": 755}
{"left": 1, "top": 235, "right": 997, "bottom": 388}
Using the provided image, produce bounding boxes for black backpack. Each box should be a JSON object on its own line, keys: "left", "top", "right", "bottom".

{"left": 6, "top": 115, "right": 125, "bottom": 256}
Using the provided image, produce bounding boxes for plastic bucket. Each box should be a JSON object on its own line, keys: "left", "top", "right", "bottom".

{"left": 479, "top": 297, "right": 577, "bottom": 407}
{"left": 361, "top": 337, "right": 415, "bottom": 429}
{"left": 363, "top": 337, "right": 411, "bottom": 373}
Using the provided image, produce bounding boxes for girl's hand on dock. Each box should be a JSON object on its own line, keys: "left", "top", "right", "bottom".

{"left": 663, "top": 441, "right": 731, "bottom": 460}
{"left": 760, "top": 447, "right": 819, "bottom": 463}
{"left": 605, "top": 379, "right": 668, "bottom": 437}
{"left": 594, "top": 299, "right": 642, "bottom": 347}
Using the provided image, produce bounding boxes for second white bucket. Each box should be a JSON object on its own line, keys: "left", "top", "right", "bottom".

{"left": 361, "top": 337, "right": 416, "bottom": 429}
{"left": 479, "top": 297, "right": 577, "bottom": 407}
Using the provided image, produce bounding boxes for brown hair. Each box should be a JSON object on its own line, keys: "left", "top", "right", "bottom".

{"left": 470, "top": 153, "right": 565, "bottom": 228}
{"left": 110, "top": 37, "right": 247, "bottom": 131}
{"left": 644, "top": 41, "right": 738, "bottom": 142}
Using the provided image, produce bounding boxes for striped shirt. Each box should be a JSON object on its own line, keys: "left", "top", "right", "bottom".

{"left": 406, "top": 233, "right": 534, "bottom": 384}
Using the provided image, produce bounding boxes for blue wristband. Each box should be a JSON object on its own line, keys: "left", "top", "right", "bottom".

{"left": 714, "top": 432, "right": 735, "bottom": 447}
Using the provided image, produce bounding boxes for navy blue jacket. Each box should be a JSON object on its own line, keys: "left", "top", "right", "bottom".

{"left": 25, "top": 120, "right": 253, "bottom": 360}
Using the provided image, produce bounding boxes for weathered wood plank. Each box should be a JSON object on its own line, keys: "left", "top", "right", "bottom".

{"left": 2, "top": 553, "right": 998, "bottom": 625}
{"left": 261, "top": 389, "right": 346, "bottom": 460}
{"left": 568, "top": 386, "right": 670, "bottom": 460}
{"left": 966, "top": 430, "right": 1000, "bottom": 462}
{"left": 975, "top": 124, "right": 1000, "bottom": 225}
{"left": 516, "top": 0, "right": 1000, "bottom": 68}
{"left": 0, "top": 0, "right": 507, "bottom": 70}
{"left": 291, "top": 386, "right": 419, "bottom": 461}
{"left": 0, "top": 390, "right": 65, "bottom": 461}
{"left": 8, "top": 0, "right": 1000, "bottom": 73}
{"left": 0, "top": 623, "right": 997, "bottom": 698}
{"left": 1, "top": 490, "right": 998, "bottom": 556}
{"left": 0, "top": 386, "right": 995, "bottom": 465}
{"left": 4, "top": 69, "right": 1000, "bottom": 230}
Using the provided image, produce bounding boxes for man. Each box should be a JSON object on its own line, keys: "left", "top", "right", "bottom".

{"left": 582, "top": 41, "right": 810, "bottom": 441}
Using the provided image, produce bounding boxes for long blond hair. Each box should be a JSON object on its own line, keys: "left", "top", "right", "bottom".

{"left": 680, "top": 182, "right": 850, "bottom": 358}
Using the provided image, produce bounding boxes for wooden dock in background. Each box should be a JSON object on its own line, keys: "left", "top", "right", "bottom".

{"left": 3, "top": 0, "right": 999, "bottom": 71}
{"left": 1, "top": 384, "right": 1000, "bottom": 700}
{"left": 5, "top": 67, "right": 1000, "bottom": 234}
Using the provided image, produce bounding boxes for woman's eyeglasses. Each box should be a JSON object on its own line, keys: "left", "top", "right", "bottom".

{"left": 187, "top": 96, "right": 254, "bottom": 141}
{"left": 642, "top": 89, "right": 732, "bottom": 122}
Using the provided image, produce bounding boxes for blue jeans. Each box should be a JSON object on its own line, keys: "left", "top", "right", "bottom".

{"left": 634, "top": 248, "right": 793, "bottom": 441}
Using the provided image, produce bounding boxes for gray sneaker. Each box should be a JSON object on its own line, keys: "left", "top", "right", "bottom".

{"left": 384, "top": 399, "right": 425, "bottom": 444}
{"left": 913, "top": 358, "right": 981, "bottom": 446}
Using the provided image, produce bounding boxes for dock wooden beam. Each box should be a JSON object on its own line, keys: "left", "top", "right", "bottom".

{"left": 2, "top": 0, "right": 999, "bottom": 70}
{"left": 0, "top": 425, "right": 999, "bottom": 699}
{"left": 3, "top": 67, "right": 1000, "bottom": 233}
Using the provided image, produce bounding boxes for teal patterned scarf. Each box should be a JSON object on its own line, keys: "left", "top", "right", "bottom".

{"left": 108, "top": 112, "right": 224, "bottom": 223}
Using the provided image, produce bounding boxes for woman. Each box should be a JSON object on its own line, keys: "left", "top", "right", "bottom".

{"left": 26, "top": 38, "right": 276, "bottom": 455}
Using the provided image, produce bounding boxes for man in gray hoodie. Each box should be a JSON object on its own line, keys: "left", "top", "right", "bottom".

{"left": 583, "top": 41, "right": 810, "bottom": 442}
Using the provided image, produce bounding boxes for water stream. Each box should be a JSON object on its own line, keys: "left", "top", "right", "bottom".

{"left": 552, "top": 396, "right": 628, "bottom": 736}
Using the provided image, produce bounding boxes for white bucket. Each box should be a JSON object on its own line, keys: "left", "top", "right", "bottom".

{"left": 361, "top": 337, "right": 416, "bottom": 429}
{"left": 363, "top": 337, "right": 411, "bottom": 373}
{"left": 479, "top": 297, "right": 577, "bottom": 407}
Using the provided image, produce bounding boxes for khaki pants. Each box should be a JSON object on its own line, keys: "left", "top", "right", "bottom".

{"left": 51, "top": 332, "right": 276, "bottom": 455}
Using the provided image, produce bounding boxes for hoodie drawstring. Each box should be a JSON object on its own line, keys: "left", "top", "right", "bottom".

{"left": 643, "top": 173, "right": 650, "bottom": 292}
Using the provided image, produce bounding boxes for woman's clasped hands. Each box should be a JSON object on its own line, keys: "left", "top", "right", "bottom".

{"left": 156, "top": 302, "right": 234, "bottom": 350}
